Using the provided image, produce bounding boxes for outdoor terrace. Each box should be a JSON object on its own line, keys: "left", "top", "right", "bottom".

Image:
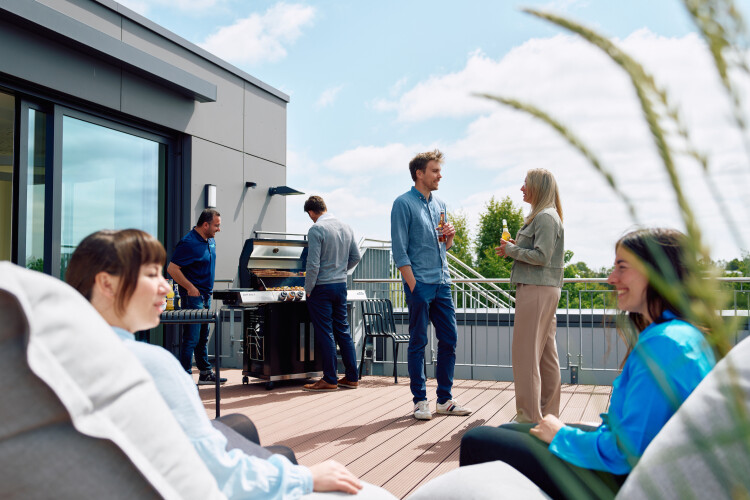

{"left": 197, "top": 371, "right": 612, "bottom": 499}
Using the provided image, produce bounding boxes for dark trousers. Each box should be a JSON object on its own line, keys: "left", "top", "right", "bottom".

{"left": 460, "top": 423, "right": 627, "bottom": 500}
{"left": 179, "top": 293, "right": 212, "bottom": 373}
{"left": 307, "top": 283, "right": 358, "bottom": 385}
{"left": 404, "top": 282, "right": 457, "bottom": 404}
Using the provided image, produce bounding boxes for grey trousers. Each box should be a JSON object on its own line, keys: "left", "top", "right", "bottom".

{"left": 512, "top": 283, "right": 562, "bottom": 423}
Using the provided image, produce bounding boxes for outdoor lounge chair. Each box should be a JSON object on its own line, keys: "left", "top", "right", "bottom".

{"left": 0, "top": 262, "right": 222, "bottom": 499}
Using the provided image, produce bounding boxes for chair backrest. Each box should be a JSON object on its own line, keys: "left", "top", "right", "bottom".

{"left": 362, "top": 298, "right": 398, "bottom": 337}
{"left": 616, "top": 335, "right": 750, "bottom": 499}
{"left": 0, "top": 262, "right": 223, "bottom": 500}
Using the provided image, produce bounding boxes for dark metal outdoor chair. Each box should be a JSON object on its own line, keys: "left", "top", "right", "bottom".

{"left": 359, "top": 298, "right": 411, "bottom": 383}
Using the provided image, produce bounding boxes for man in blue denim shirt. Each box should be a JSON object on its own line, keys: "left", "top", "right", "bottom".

{"left": 391, "top": 150, "right": 472, "bottom": 420}
{"left": 167, "top": 209, "right": 226, "bottom": 385}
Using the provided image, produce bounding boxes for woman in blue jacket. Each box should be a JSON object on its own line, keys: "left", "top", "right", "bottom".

{"left": 460, "top": 228, "right": 716, "bottom": 499}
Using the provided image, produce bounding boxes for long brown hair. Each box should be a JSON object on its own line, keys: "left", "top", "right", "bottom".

{"left": 615, "top": 228, "right": 691, "bottom": 363}
{"left": 65, "top": 229, "right": 166, "bottom": 315}
{"left": 524, "top": 168, "right": 563, "bottom": 224}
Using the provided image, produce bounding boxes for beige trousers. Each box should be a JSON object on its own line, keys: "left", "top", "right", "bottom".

{"left": 512, "top": 283, "right": 562, "bottom": 423}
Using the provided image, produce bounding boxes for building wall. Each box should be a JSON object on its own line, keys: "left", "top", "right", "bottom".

{"left": 1, "top": 0, "right": 289, "bottom": 284}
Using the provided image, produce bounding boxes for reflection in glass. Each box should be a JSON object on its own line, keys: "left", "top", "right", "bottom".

{"left": 26, "top": 109, "right": 47, "bottom": 271}
{"left": 0, "top": 92, "right": 13, "bottom": 261}
{"left": 60, "top": 116, "right": 164, "bottom": 277}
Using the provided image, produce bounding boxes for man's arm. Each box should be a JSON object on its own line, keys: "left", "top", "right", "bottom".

{"left": 398, "top": 265, "right": 417, "bottom": 293}
{"left": 391, "top": 199, "right": 416, "bottom": 291}
{"left": 347, "top": 229, "right": 361, "bottom": 270}
{"left": 166, "top": 262, "right": 200, "bottom": 297}
{"left": 304, "top": 227, "right": 322, "bottom": 296}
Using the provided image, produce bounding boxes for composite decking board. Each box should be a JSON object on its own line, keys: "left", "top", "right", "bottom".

{"left": 272, "top": 383, "right": 419, "bottom": 452}
{"left": 580, "top": 393, "right": 610, "bottom": 424}
{"left": 381, "top": 382, "right": 515, "bottom": 498}
{"left": 259, "top": 382, "right": 411, "bottom": 442}
{"left": 559, "top": 392, "right": 592, "bottom": 422}
{"left": 357, "top": 384, "right": 502, "bottom": 486}
{"left": 198, "top": 371, "right": 612, "bottom": 499}
{"left": 335, "top": 383, "right": 483, "bottom": 476}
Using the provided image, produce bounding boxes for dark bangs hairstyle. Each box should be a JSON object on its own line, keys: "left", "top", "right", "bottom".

{"left": 65, "top": 229, "right": 166, "bottom": 315}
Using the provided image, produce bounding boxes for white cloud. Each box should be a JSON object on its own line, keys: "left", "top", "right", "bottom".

{"left": 320, "top": 30, "right": 750, "bottom": 267}
{"left": 315, "top": 85, "right": 344, "bottom": 109}
{"left": 199, "top": 3, "right": 315, "bottom": 65}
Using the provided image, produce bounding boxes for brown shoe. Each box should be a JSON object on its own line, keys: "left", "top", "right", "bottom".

{"left": 302, "top": 379, "right": 338, "bottom": 392}
{"left": 337, "top": 376, "right": 359, "bottom": 389}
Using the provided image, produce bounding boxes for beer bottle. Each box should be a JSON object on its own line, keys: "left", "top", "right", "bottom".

{"left": 437, "top": 211, "right": 446, "bottom": 243}
{"left": 173, "top": 282, "right": 181, "bottom": 310}
{"left": 166, "top": 279, "right": 175, "bottom": 311}
{"left": 502, "top": 219, "right": 511, "bottom": 241}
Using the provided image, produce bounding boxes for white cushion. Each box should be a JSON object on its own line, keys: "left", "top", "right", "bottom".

{"left": 408, "top": 461, "right": 551, "bottom": 500}
{"left": 0, "top": 262, "right": 223, "bottom": 500}
{"left": 302, "top": 482, "right": 398, "bottom": 500}
{"left": 617, "top": 335, "right": 750, "bottom": 499}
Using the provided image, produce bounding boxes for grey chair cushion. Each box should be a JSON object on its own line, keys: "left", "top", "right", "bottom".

{"left": 0, "top": 263, "right": 223, "bottom": 499}
{"left": 407, "top": 461, "right": 552, "bottom": 500}
{"left": 617, "top": 335, "right": 750, "bottom": 499}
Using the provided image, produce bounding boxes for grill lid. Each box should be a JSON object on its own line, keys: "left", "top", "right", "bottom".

{"left": 239, "top": 237, "right": 308, "bottom": 289}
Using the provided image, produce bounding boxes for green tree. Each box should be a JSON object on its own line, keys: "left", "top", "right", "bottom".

{"left": 448, "top": 210, "right": 474, "bottom": 268}
{"left": 475, "top": 196, "right": 524, "bottom": 278}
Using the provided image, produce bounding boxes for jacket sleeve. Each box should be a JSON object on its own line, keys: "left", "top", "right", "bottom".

{"left": 391, "top": 199, "right": 411, "bottom": 268}
{"left": 504, "top": 213, "right": 558, "bottom": 266}
{"left": 347, "top": 230, "right": 361, "bottom": 271}
{"left": 548, "top": 336, "right": 691, "bottom": 474}
{"left": 304, "top": 226, "right": 322, "bottom": 295}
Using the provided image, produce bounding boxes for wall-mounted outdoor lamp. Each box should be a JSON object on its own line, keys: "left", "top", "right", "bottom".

{"left": 205, "top": 184, "right": 217, "bottom": 208}
{"left": 268, "top": 185, "right": 304, "bottom": 196}
{"left": 246, "top": 181, "right": 257, "bottom": 188}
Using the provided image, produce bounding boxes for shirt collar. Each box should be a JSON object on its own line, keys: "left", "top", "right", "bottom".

{"left": 317, "top": 213, "right": 334, "bottom": 223}
{"left": 111, "top": 326, "right": 134, "bottom": 341}
{"left": 410, "top": 186, "right": 431, "bottom": 202}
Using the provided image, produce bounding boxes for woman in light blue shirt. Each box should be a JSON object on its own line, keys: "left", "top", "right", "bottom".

{"left": 65, "top": 229, "right": 364, "bottom": 499}
{"left": 461, "top": 228, "right": 716, "bottom": 499}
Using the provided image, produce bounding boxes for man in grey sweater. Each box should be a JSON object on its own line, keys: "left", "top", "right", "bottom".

{"left": 302, "top": 196, "right": 362, "bottom": 392}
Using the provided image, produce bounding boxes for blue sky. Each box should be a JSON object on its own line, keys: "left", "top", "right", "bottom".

{"left": 120, "top": 0, "right": 750, "bottom": 268}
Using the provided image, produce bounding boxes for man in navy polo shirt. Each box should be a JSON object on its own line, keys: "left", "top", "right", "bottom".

{"left": 167, "top": 209, "right": 226, "bottom": 385}
{"left": 391, "top": 150, "right": 472, "bottom": 420}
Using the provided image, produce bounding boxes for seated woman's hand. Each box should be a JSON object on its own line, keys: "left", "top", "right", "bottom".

{"left": 309, "top": 460, "right": 363, "bottom": 494}
{"left": 529, "top": 415, "right": 565, "bottom": 444}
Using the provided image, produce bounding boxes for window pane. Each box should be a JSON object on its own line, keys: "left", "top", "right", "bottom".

{"left": 60, "top": 116, "right": 163, "bottom": 277}
{"left": 26, "top": 109, "right": 47, "bottom": 271}
{"left": 0, "top": 92, "right": 13, "bottom": 262}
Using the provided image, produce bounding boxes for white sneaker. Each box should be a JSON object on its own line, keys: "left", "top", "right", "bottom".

{"left": 413, "top": 400, "right": 433, "bottom": 420}
{"left": 436, "top": 399, "right": 472, "bottom": 416}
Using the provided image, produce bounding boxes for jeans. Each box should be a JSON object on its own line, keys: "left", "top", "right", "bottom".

{"left": 179, "top": 293, "right": 212, "bottom": 373}
{"left": 404, "top": 281, "right": 457, "bottom": 404}
{"left": 460, "top": 423, "right": 627, "bottom": 500}
{"left": 306, "top": 283, "right": 358, "bottom": 385}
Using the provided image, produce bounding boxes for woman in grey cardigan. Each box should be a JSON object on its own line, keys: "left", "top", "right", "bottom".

{"left": 496, "top": 169, "right": 565, "bottom": 423}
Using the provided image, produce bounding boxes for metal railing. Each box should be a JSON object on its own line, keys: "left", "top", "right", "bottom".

{"left": 351, "top": 277, "right": 750, "bottom": 385}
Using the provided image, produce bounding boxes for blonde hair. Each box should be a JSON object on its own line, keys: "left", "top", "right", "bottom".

{"left": 524, "top": 168, "right": 563, "bottom": 224}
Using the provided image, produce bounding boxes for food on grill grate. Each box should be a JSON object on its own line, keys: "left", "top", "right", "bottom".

{"left": 251, "top": 270, "right": 305, "bottom": 277}
{"left": 266, "top": 286, "right": 304, "bottom": 291}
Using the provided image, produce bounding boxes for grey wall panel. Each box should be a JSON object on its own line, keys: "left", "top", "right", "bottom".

{"left": 120, "top": 72, "right": 196, "bottom": 131}
{"left": 121, "top": 19, "right": 244, "bottom": 150}
{"left": 244, "top": 84, "right": 287, "bottom": 165}
{"left": 243, "top": 155, "right": 287, "bottom": 240}
{"left": 189, "top": 137, "right": 244, "bottom": 285}
{"left": 0, "top": 19, "right": 121, "bottom": 109}
{"left": 37, "top": 0, "right": 122, "bottom": 39}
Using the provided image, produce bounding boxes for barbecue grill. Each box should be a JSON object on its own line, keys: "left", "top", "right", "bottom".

{"left": 214, "top": 235, "right": 366, "bottom": 389}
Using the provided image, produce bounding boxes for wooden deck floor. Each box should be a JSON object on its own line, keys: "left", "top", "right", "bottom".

{"left": 198, "top": 370, "right": 612, "bottom": 499}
